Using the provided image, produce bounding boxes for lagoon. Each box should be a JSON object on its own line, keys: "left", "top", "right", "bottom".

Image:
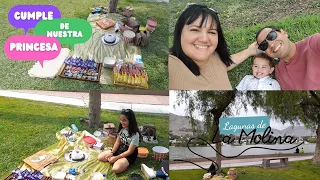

{"left": 169, "top": 143, "right": 315, "bottom": 160}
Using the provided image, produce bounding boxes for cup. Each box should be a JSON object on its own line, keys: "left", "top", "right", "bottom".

{"left": 71, "top": 124, "right": 78, "bottom": 132}
{"left": 67, "top": 134, "right": 77, "bottom": 142}
{"left": 115, "top": 23, "right": 120, "bottom": 33}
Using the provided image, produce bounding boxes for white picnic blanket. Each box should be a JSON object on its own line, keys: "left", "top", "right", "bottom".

{"left": 28, "top": 48, "right": 70, "bottom": 79}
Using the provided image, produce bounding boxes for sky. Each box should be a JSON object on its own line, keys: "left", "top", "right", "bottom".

{"left": 169, "top": 91, "right": 293, "bottom": 130}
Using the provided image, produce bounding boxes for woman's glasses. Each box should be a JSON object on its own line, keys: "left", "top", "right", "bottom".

{"left": 258, "top": 30, "right": 278, "bottom": 51}
{"left": 184, "top": 3, "right": 218, "bottom": 14}
{"left": 121, "top": 109, "right": 130, "bottom": 113}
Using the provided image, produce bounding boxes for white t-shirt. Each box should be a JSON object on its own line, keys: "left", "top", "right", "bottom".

{"left": 118, "top": 128, "right": 139, "bottom": 147}
{"left": 236, "top": 75, "right": 281, "bottom": 90}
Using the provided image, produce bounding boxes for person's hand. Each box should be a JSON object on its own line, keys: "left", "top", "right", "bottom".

{"left": 108, "top": 156, "right": 118, "bottom": 163}
{"left": 247, "top": 42, "right": 262, "bottom": 56}
{"left": 104, "top": 151, "right": 113, "bottom": 161}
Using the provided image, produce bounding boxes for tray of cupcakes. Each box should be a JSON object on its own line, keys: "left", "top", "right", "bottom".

{"left": 5, "top": 168, "right": 52, "bottom": 180}
{"left": 112, "top": 56, "right": 148, "bottom": 89}
{"left": 59, "top": 57, "right": 102, "bottom": 82}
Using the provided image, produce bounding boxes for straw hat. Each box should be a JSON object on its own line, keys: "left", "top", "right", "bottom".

{"left": 101, "top": 33, "right": 120, "bottom": 45}
{"left": 64, "top": 150, "right": 88, "bottom": 162}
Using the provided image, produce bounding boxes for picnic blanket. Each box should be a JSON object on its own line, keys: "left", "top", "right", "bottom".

{"left": 72, "top": 13, "right": 142, "bottom": 85}
{"left": 28, "top": 48, "right": 70, "bottom": 79}
{"left": 18, "top": 127, "right": 113, "bottom": 179}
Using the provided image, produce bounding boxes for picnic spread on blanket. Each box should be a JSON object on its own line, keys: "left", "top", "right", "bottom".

{"left": 6, "top": 123, "right": 169, "bottom": 180}
{"left": 9, "top": 127, "right": 111, "bottom": 179}
{"left": 28, "top": 6, "right": 157, "bottom": 89}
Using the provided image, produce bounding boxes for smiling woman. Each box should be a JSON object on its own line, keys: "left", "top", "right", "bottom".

{"left": 169, "top": 4, "right": 258, "bottom": 90}
{"left": 169, "top": 4, "right": 233, "bottom": 90}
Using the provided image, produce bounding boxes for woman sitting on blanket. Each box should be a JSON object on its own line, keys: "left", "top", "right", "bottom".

{"left": 98, "top": 109, "right": 140, "bottom": 174}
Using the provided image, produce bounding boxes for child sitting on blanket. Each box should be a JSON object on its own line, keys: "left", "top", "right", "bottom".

{"left": 236, "top": 53, "right": 280, "bottom": 90}
{"left": 98, "top": 109, "right": 140, "bottom": 174}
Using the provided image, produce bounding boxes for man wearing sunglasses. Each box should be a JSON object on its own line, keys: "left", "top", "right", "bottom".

{"left": 256, "top": 26, "right": 320, "bottom": 90}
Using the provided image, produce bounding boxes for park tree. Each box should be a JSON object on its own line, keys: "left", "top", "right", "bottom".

{"left": 176, "top": 90, "right": 238, "bottom": 173}
{"left": 247, "top": 91, "right": 320, "bottom": 164}
{"left": 109, "top": 0, "right": 118, "bottom": 13}
{"left": 88, "top": 90, "right": 101, "bottom": 128}
{"left": 175, "top": 90, "right": 320, "bottom": 174}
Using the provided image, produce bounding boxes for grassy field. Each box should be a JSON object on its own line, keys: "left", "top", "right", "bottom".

{"left": 169, "top": 0, "right": 320, "bottom": 88}
{"left": 171, "top": 159, "right": 320, "bottom": 180}
{"left": 0, "top": 0, "right": 168, "bottom": 90}
{"left": 0, "top": 96, "right": 169, "bottom": 179}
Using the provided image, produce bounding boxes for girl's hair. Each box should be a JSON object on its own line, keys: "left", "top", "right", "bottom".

{"left": 253, "top": 53, "right": 275, "bottom": 67}
{"left": 118, "top": 109, "right": 140, "bottom": 137}
{"left": 253, "top": 53, "right": 277, "bottom": 79}
{"left": 170, "top": 4, "right": 233, "bottom": 76}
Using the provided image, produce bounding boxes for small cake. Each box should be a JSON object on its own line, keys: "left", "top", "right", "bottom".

{"left": 70, "top": 147, "right": 85, "bottom": 161}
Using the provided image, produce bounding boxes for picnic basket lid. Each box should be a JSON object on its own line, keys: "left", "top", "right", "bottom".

{"left": 138, "top": 147, "right": 149, "bottom": 157}
{"left": 83, "top": 136, "right": 96, "bottom": 144}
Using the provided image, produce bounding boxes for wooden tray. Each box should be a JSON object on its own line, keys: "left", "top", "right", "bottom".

{"left": 4, "top": 173, "right": 52, "bottom": 180}
{"left": 59, "top": 63, "right": 102, "bottom": 83}
{"left": 114, "top": 81, "right": 148, "bottom": 89}
{"left": 113, "top": 73, "right": 149, "bottom": 89}
{"left": 96, "top": 18, "right": 116, "bottom": 30}
{"left": 23, "top": 150, "right": 57, "bottom": 171}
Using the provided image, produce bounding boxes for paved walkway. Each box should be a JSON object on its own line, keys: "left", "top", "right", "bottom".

{"left": 170, "top": 155, "right": 313, "bottom": 170}
{"left": 0, "top": 90, "right": 169, "bottom": 114}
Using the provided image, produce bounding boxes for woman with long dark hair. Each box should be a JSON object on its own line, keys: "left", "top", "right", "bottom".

{"left": 169, "top": 4, "right": 257, "bottom": 90}
{"left": 98, "top": 109, "right": 140, "bottom": 174}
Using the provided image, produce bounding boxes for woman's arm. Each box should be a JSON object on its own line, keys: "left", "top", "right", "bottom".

{"left": 109, "top": 132, "right": 139, "bottom": 163}
{"left": 109, "top": 144, "right": 137, "bottom": 163}
{"left": 103, "top": 136, "right": 121, "bottom": 161}
{"left": 227, "top": 42, "right": 260, "bottom": 71}
{"left": 111, "top": 135, "right": 121, "bottom": 153}
{"left": 116, "top": 144, "right": 137, "bottom": 158}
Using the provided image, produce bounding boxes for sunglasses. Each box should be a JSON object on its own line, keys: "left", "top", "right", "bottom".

{"left": 184, "top": 3, "right": 218, "bottom": 14}
{"left": 121, "top": 109, "right": 130, "bottom": 113}
{"left": 258, "top": 30, "right": 278, "bottom": 51}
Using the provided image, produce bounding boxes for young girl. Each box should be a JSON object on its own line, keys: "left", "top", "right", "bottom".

{"left": 98, "top": 109, "right": 140, "bottom": 174}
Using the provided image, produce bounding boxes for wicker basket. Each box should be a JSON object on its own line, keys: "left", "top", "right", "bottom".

{"left": 108, "top": 133, "right": 117, "bottom": 145}
{"left": 123, "top": 30, "right": 136, "bottom": 44}
{"left": 152, "top": 146, "right": 169, "bottom": 161}
{"left": 146, "top": 18, "right": 157, "bottom": 33}
{"left": 227, "top": 168, "right": 237, "bottom": 180}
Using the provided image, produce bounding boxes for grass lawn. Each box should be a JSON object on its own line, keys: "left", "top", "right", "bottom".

{"left": 0, "top": 0, "right": 168, "bottom": 90}
{"left": 0, "top": 96, "right": 169, "bottom": 179}
{"left": 171, "top": 159, "right": 320, "bottom": 180}
{"left": 169, "top": 0, "right": 320, "bottom": 88}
